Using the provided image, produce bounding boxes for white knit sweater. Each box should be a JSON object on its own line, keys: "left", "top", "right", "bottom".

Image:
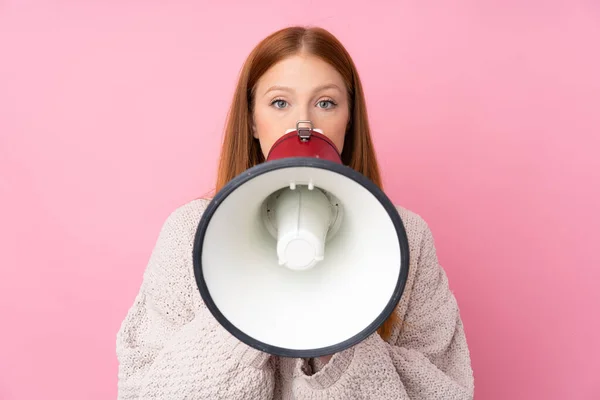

{"left": 116, "top": 198, "right": 474, "bottom": 399}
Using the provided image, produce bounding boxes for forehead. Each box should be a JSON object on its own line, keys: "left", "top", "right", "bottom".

{"left": 255, "top": 54, "right": 345, "bottom": 94}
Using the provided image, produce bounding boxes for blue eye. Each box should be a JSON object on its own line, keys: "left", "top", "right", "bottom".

{"left": 317, "top": 100, "right": 336, "bottom": 109}
{"left": 271, "top": 99, "right": 288, "bottom": 109}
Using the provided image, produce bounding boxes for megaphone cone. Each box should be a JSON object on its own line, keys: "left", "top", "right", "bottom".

{"left": 193, "top": 121, "right": 410, "bottom": 358}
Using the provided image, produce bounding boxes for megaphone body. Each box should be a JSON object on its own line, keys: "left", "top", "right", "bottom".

{"left": 193, "top": 121, "right": 410, "bottom": 358}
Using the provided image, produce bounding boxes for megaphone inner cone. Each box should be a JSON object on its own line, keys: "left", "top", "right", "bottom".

{"left": 262, "top": 184, "right": 343, "bottom": 271}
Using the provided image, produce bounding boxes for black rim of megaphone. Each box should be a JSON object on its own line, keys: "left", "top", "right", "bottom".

{"left": 192, "top": 157, "right": 410, "bottom": 358}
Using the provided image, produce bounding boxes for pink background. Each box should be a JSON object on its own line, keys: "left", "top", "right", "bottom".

{"left": 1, "top": 1, "right": 599, "bottom": 399}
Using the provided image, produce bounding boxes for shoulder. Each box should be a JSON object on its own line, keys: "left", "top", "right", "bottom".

{"left": 148, "top": 196, "right": 213, "bottom": 278}
{"left": 150, "top": 197, "right": 213, "bottom": 264}
{"left": 161, "top": 197, "right": 212, "bottom": 233}
{"left": 149, "top": 197, "right": 212, "bottom": 256}
{"left": 393, "top": 205, "right": 433, "bottom": 252}
{"left": 142, "top": 197, "right": 213, "bottom": 319}
{"left": 390, "top": 205, "right": 442, "bottom": 328}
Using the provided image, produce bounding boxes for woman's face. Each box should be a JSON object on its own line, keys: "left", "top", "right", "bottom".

{"left": 251, "top": 53, "right": 350, "bottom": 158}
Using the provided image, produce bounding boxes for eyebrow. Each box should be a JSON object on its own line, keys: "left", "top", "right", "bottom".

{"left": 263, "top": 83, "right": 342, "bottom": 96}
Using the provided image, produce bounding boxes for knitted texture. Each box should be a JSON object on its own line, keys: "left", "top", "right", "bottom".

{"left": 116, "top": 198, "right": 474, "bottom": 399}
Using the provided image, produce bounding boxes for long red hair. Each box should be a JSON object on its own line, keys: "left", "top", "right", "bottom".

{"left": 214, "top": 26, "right": 398, "bottom": 341}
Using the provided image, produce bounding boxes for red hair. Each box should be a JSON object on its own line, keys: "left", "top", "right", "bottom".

{"left": 214, "top": 26, "right": 398, "bottom": 341}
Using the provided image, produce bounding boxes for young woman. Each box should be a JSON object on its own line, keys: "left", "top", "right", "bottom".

{"left": 117, "top": 26, "right": 474, "bottom": 399}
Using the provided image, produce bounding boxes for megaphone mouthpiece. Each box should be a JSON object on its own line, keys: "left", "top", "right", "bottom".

{"left": 264, "top": 184, "right": 339, "bottom": 271}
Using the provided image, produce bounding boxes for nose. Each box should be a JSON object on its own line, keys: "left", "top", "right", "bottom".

{"left": 294, "top": 105, "right": 309, "bottom": 122}
{"left": 294, "top": 105, "right": 316, "bottom": 126}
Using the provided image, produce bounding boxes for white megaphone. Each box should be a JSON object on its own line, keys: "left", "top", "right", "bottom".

{"left": 192, "top": 120, "right": 410, "bottom": 358}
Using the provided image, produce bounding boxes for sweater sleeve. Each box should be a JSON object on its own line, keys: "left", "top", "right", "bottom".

{"left": 116, "top": 202, "right": 275, "bottom": 400}
{"left": 285, "top": 219, "right": 474, "bottom": 399}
